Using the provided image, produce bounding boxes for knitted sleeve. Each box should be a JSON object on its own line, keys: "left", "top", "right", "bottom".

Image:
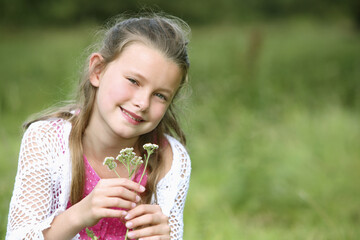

{"left": 6, "top": 120, "right": 69, "bottom": 240}
{"left": 155, "top": 136, "right": 191, "bottom": 240}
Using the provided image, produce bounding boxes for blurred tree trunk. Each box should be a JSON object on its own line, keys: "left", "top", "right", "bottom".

{"left": 353, "top": 1, "right": 360, "bottom": 30}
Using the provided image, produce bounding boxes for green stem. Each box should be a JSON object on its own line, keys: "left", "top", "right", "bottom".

{"left": 127, "top": 164, "right": 132, "bottom": 179}
{"left": 138, "top": 152, "right": 151, "bottom": 184}
{"left": 113, "top": 169, "right": 121, "bottom": 178}
{"left": 124, "top": 228, "right": 129, "bottom": 240}
{"left": 125, "top": 162, "right": 134, "bottom": 240}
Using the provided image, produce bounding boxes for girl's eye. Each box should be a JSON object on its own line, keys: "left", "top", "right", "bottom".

{"left": 155, "top": 93, "right": 167, "bottom": 101}
{"left": 127, "top": 78, "right": 138, "bottom": 85}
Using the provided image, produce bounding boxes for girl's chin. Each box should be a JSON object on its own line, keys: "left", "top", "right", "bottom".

{"left": 110, "top": 121, "right": 157, "bottom": 139}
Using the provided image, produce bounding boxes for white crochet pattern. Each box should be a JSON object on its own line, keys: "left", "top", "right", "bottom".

{"left": 6, "top": 119, "right": 191, "bottom": 240}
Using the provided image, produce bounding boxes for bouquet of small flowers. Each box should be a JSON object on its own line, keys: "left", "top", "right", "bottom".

{"left": 86, "top": 143, "right": 159, "bottom": 240}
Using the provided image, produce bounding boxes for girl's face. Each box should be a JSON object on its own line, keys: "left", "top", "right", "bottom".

{"left": 89, "top": 43, "right": 182, "bottom": 142}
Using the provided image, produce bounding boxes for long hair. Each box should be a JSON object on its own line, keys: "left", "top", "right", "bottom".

{"left": 24, "top": 13, "right": 191, "bottom": 205}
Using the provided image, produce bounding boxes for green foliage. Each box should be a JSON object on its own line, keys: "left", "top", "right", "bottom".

{"left": 0, "top": 19, "right": 359, "bottom": 239}
{"left": 0, "top": 0, "right": 358, "bottom": 26}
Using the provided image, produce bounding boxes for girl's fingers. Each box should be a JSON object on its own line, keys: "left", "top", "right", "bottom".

{"left": 126, "top": 224, "right": 171, "bottom": 240}
{"left": 100, "top": 196, "right": 138, "bottom": 210}
{"left": 99, "top": 178, "right": 146, "bottom": 193}
{"left": 98, "top": 186, "right": 141, "bottom": 203}
{"left": 130, "top": 237, "right": 170, "bottom": 240}
{"left": 124, "top": 204, "right": 170, "bottom": 239}
{"left": 125, "top": 212, "right": 167, "bottom": 229}
{"left": 97, "top": 208, "right": 128, "bottom": 219}
{"left": 91, "top": 178, "right": 144, "bottom": 207}
{"left": 125, "top": 204, "right": 161, "bottom": 220}
{"left": 135, "top": 237, "right": 170, "bottom": 240}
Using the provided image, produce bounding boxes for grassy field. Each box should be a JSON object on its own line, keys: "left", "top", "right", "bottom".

{"left": 1, "top": 18, "right": 360, "bottom": 239}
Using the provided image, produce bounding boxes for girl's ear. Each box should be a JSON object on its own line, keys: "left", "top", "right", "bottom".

{"left": 89, "top": 53, "right": 104, "bottom": 87}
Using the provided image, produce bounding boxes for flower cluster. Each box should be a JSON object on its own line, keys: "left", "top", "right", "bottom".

{"left": 114, "top": 147, "right": 144, "bottom": 179}
{"left": 103, "top": 157, "right": 117, "bottom": 170}
{"left": 143, "top": 143, "right": 159, "bottom": 153}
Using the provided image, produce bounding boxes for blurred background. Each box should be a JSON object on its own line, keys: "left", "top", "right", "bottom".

{"left": 0, "top": 0, "right": 359, "bottom": 239}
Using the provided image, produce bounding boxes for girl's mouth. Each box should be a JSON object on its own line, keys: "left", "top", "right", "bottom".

{"left": 120, "top": 107, "right": 144, "bottom": 123}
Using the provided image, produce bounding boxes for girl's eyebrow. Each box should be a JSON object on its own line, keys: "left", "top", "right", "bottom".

{"left": 158, "top": 87, "right": 173, "bottom": 96}
{"left": 131, "top": 71, "right": 147, "bottom": 81}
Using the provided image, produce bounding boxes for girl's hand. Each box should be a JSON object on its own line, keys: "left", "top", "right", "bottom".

{"left": 75, "top": 178, "right": 145, "bottom": 228}
{"left": 124, "top": 204, "right": 171, "bottom": 240}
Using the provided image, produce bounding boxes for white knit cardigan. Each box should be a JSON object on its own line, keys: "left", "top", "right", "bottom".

{"left": 6, "top": 119, "right": 191, "bottom": 240}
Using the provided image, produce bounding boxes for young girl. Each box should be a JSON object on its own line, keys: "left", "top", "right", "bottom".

{"left": 6, "top": 13, "right": 191, "bottom": 240}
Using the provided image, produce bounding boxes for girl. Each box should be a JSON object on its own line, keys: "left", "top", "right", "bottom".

{"left": 6, "top": 13, "right": 191, "bottom": 240}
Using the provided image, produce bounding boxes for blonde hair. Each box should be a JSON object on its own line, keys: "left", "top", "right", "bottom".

{"left": 24, "top": 13, "right": 191, "bottom": 204}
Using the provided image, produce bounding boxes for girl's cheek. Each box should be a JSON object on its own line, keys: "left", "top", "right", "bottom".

{"left": 158, "top": 106, "right": 169, "bottom": 119}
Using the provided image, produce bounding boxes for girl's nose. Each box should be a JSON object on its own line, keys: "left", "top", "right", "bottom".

{"left": 133, "top": 91, "right": 150, "bottom": 111}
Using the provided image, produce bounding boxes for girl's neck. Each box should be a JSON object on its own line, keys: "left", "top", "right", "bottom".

{"left": 82, "top": 125, "right": 139, "bottom": 165}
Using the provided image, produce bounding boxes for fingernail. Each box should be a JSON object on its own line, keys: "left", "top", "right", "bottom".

{"left": 127, "top": 232, "right": 134, "bottom": 238}
{"left": 126, "top": 221, "right": 133, "bottom": 228}
{"left": 131, "top": 202, "right": 136, "bottom": 208}
{"left": 122, "top": 211, "right": 128, "bottom": 216}
{"left": 125, "top": 214, "right": 131, "bottom": 220}
{"left": 136, "top": 195, "right": 141, "bottom": 202}
{"left": 140, "top": 186, "right": 145, "bottom": 192}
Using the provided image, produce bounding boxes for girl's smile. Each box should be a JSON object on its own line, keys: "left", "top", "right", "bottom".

{"left": 120, "top": 106, "right": 145, "bottom": 125}
{"left": 87, "top": 42, "right": 182, "bottom": 144}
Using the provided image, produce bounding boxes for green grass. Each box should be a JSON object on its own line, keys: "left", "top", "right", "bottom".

{"left": 1, "top": 18, "right": 360, "bottom": 239}
{"left": 185, "top": 106, "right": 360, "bottom": 239}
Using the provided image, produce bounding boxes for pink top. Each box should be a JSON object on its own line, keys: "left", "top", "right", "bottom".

{"left": 67, "top": 155, "right": 148, "bottom": 240}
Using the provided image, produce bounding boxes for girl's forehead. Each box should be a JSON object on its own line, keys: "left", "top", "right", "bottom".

{"left": 118, "top": 42, "right": 167, "bottom": 62}
{"left": 116, "top": 43, "right": 179, "bottom": 71}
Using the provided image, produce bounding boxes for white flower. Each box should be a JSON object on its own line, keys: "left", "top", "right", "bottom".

{"left": 131, "top": 156, "right": 143, "bottom": 166}
{"left": 143, "top": 143, "right": 159, "bottom": 152}
{"left": 120, "top": 147, "right": 134, "bottom": 155}
{"left": 103, "top": 157, "right": 117, "bottom": 170}
{"left": 116, "top": 154, "right": 125, "bottom": 163}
